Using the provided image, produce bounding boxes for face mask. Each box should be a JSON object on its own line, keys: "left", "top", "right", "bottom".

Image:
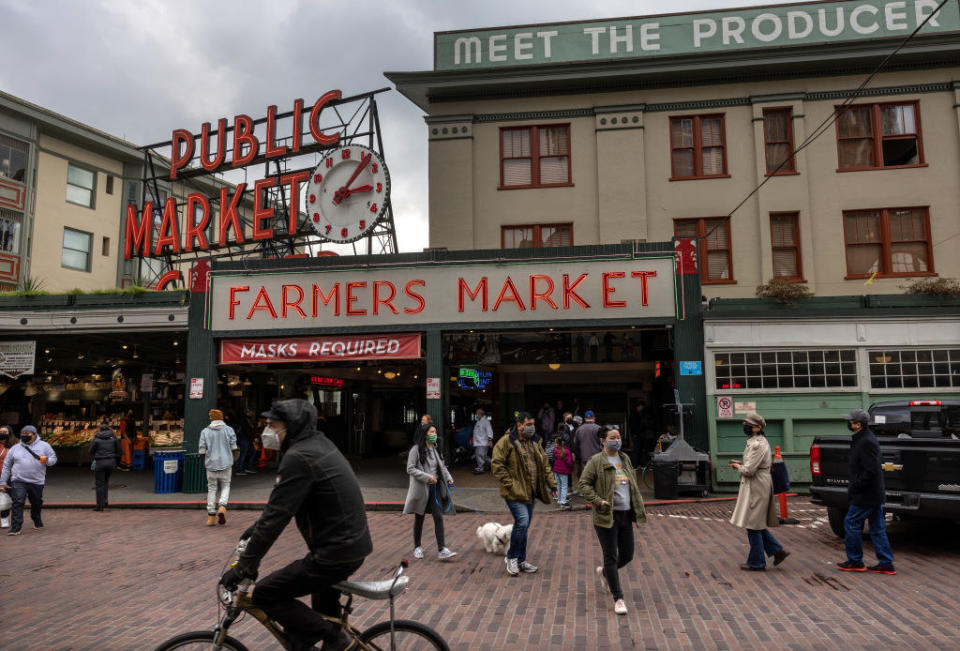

{"left": 522, "top": 425, "right": 536, "bottom": 437}
{"left": 261, "top": 427, "right": 282, "bottom": 450}
{"left": 426, "top": 434, "right": 438, "bottom": 444}
{"left": 21, "top": 435, "right": 33, "bottom": 444}
{"left": 606, "top": 440, "right": 622, "bottom": 452}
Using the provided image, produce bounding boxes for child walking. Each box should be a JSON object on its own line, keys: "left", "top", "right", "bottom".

{"left": 552, "top": 436, "right": 574, "bottom": 510}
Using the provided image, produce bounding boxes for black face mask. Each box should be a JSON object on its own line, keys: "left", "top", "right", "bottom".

{"left": 21, "top": 435, "right": 33, "bottom": 444}
{"left": 742, "top": 424, "right": 754, "bottom": 436}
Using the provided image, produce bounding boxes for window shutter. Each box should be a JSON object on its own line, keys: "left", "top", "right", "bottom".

{"left": 773, "top": 249, "right": 797, "bottom": 277}
{"left": 539, "top": 157, "right": 568, "bottom": 184}
{"left": 502, "top": 159, "right": 532, "bottom": 186}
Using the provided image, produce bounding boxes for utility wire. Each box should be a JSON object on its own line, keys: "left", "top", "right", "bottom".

{"left": 702, "top": 0, "right": 951, "bottom": 244}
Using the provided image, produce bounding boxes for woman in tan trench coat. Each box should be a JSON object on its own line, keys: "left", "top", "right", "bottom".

{"left": 729, "top": 412, "right": 790, "bottom": 571}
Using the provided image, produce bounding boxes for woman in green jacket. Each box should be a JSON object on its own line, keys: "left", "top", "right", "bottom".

{"left": 578, "top": 426, "right": 646, "bottom": 615}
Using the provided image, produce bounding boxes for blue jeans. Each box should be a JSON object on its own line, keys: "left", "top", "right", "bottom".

{"left": 746, "top": 529, "right": 783, "bottom": 569}
{"left": 10, "top": 480, "right": 44, "bottom": 531}
{"left": 554, "top": 473, "right": 569, "bottom": 504}
{"left": 505, "top": 500, "right": 535, "bottom": 563}
{"left": 844, "top": 504, "right": 894, "bottom": 565}
{"left": 235, "top": 439, "right": 255, "bottom": 472}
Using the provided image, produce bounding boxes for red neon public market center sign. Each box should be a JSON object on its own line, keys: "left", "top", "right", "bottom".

{"left": 124, "top": 92, "right": 342, "bottom": 259}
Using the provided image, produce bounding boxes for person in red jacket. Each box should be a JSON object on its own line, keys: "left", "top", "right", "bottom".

{"left": 551, "top": 436, "right": 574, "bottom": 510}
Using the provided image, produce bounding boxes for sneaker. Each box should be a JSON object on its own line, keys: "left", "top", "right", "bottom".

{"left": 867, "top": 563, "right": 896, "bottom": 575}
{"left": 740, "top": 564, "right": 765, "bottom": 571}
{"left": 837, "top": 560, "right": 866, "bottom": 572}
{"left": 438, "top": 547, "right": 457, "bottom": 561}
{"left": 413, "top": 546, "right": 424, "bottom": 560}
{"left": 519, "top": 561, "right": 538, "bottom": 573}
{"left": 7, "top": 528, "right": 21, "bottom": 536}
{"left": 1, "top": 516, "right": 9, "bottom": 528}
{"left": 505, "top": 557, "right": 520, "bottom": 576}
{"left": 614, "top": 599, "right": 628, "bottom": 615}
{"left": 32, "top": 521, "right": 43, "bottom": 530}
{"left": 595, "top": 565, "right": 608, "bottom": 593}
{"left": 773, "top": 549, "right": 790, "bottom": 567}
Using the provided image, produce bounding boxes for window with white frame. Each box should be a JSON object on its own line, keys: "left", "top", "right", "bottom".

{"left": 869, "top": 349, "right": 960, "bottom": 389}
{"left": 66, "top": 163, "right": 96, "bottom": 208}
{"left": 61, "top": 227, "right": 92, "bottom": 271}
{"left": 714, "top": 349, "right": 857, "bottom": 390}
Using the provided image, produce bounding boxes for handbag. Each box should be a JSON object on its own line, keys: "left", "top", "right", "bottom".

{"left": 771, "top": 460, "right": 790, "bottom": 494}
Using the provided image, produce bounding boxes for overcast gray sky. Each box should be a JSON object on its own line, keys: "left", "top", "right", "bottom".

{"left": 0, "top": 0, "right": 796, "bottom": 252}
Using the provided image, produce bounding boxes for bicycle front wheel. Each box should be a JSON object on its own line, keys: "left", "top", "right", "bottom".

{"left": 359, "top": 619, "right": 449, "bottom": 651}
{"left": 153, "top": 630, "right": 249, "bottom": 651}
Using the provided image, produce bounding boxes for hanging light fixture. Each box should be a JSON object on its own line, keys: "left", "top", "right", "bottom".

{"left": 548, "top": 363, "right": 560, "bottom": 370}
{"left": 384, "top": 371, "right": 397, "bottom": 380}
{"left": 132, "top": 346, "right": 140, "bottom": 359}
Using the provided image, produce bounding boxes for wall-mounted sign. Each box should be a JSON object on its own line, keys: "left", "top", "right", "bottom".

{"left": 220, "top": 334, "right": 422, "bottom": 364}
{"left": 680, "top": 361, "right": 702, "bottom": 376}
{"left": 458, "top": 367, "right": 493, "bottom": 390}
{"left": 0, "top": 340, "right": 34, "bottom": 379}
{"left": 435, "top": 1, "right": 959, "bottom": 70}
{"left": 426, "top": 377, "right": 441, "bottom": 400}
{"left": 309, "top": 376, "right": 345, "bottom": 388}
{"left": 140, "top": 374, "right": 154, "bottom": 392}
{"left": 735, "top": 401, "right": 757, "bottom": 414}
{"left": 717, "top": 395, "right": 733, "bottom": 419}
{"left": 209, "top": 256, "right": 675, "bottom": 332}
{"left": 189, "top": 378, "right": 204, "bottom": 399}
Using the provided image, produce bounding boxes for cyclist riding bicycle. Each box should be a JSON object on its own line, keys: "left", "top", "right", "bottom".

{"left": 219, "top": 399, "right": 372, "bottom": 651}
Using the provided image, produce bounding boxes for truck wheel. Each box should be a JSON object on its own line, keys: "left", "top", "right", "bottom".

{"left": 827, "top": 506, "right": 847, "bottom": 538}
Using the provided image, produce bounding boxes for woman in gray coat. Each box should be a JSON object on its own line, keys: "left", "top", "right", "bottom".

{"left": 403, "top": 423, "right": 457, "bottom": 561}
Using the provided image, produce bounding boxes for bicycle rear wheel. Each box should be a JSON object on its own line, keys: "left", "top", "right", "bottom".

{"left": 153, "top": 630, "right": 248, "bottom": 651}
{"left": 359, "top": 619, "right": 449, "bottom": 650}
{"left": 641, "top": 465, "right": 654, "bottom": 490}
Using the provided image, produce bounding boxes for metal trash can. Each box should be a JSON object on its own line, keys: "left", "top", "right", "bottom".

{"left": 153, "top": 450, "right": 184, "bottom": 494}
{"left": 652, "top": 458, "right": 679, "bottom": 500}
{"left": 182, "top": 453, "right": 206, "bottom": 494}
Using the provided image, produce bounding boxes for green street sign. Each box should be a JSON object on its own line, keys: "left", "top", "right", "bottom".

{"left": 435, "top": 0, "right": 959, "bottom": 70}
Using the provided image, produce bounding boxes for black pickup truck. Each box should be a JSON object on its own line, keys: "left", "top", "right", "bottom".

{"left": 809, "top": 400, "right": 960, "bottom": 537}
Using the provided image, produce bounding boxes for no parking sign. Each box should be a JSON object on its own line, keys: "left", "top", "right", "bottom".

{"left": 717, "top": 395, "right": 733, "bottom": 418}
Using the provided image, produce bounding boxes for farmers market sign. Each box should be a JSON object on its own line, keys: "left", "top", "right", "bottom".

{"left": 0, "top": 340, "right": 35, "bottom": 379}
{"left": 434, "top": 0, "right": 957, "bottom": 70}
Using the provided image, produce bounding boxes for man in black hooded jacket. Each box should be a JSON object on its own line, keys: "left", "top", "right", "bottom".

{"left": 220, "top": 399, "right": 372, "bottom": 651}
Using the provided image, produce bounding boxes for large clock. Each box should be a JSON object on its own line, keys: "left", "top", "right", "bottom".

{"left": 306, "top": 143, "right": 390, "bottom": 244}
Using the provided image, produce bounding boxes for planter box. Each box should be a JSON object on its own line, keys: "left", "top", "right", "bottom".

{"left": 0, "top": 294, "right": 74, "bottom": 308}
{"left": 71, "top": 291, "right": 189, "bottom": 308}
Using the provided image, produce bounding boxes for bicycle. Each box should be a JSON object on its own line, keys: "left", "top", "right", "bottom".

{"left": 154, "top": 539, "right": 449, "bottom": 651}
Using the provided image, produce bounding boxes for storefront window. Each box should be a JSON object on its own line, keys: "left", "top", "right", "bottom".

{"left": 869, "top": 348, "right": 960, "bottom": 389}
{"left": 715, "top": 349, "right": 857, "bottom": 390}
{"left": 0, "top": 134, "right": 28, "bottom": 182}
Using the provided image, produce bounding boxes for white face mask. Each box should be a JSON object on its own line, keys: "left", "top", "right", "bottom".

{"left": 261, "top": 426, "right": 283, "bottom": 450}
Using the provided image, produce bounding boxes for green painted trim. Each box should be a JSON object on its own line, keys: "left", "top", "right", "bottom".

{"left": 806, "top": 82, "right": 952, "bottom": 100}
{"left": 424, "top": 114, "right": 475, "bottom": 124}
{"left": 473, "top": 108, "right": 595, "bottom": 122}
{"left": 750, "top": 93, "right": 805, "bottom": 103}
{"left": 594, "top": 104, "right": 646, "bottom": 113}
{"left": 646, "top": 98, "right": 752, "bottom": 112}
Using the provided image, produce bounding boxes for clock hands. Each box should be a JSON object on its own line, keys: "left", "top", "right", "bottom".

{"left": 333, "top": 153, "right": 371, "bottom": 205}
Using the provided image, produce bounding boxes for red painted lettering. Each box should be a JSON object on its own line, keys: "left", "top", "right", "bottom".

{"left": 153, "top": 197, "right": 182, "bottom": 255}
{"left": 200, "top": 119, "right": 227, "bottom": 172}
{"left": 346, "top": 282, "right": 367, "bottom": 316}
{"left": 228, "top": 286, "right": 249, "bottom": 320}
{"left": 312, "top": 283, "right": 340, "bottom": 317}
{"left": 404, "top": 280, "right": 426, "bottom": 314}
{"left": 281, "top": 284, "right": 306, "bottom": 318}
{"left": 529, "top": 274, "right": 558, "bottom": 310}
{"left": 184, "top": 193, "right": 210, "bottom": 252}
{"left": 169, "top": 129, "right": 194, "bottom": 180}
{"left": 264, "top": 105, "right": 288, "bottom": 158}
{"left": 232, "top": 114, "right": 259, "bottom": 168}
{"left": 124, "top": 202, "right": 152, "bottom": 259}
{"left": 218, "top": 184, "right": 246, "bottom": 246}
{"left": 458, "top": 277, "right": 488, "bottom": 312}
{"left": 373, "top": 280, "right": 398, "bottom": 315}
{"left": 252, "top": 177, "right": 277, "bottom": 241}
{"left": 290, "top": 98, "right": 304, "bottom": 154}
{"left": 493, "top": 276, "right": 526, "bottom": 311}
{"left": 602, "top": 272, "right": 626, "bottom": 308}
{"left": 247, "top": 286, "right": 278, "bottom": 319}
{"left": 562, "top": 274, "right": 590, "bottom": 309}
{"left": 631, "top": 270, "right": 658, "bottom": 306}
{"left": 280, "top": 170, "right": 310, "bottom": 234}
{"left": 309, "top": 90, "right": 342, "bottom": 147}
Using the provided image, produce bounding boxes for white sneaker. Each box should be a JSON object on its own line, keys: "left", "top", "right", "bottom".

{"left": 614, "top": 599, "right": 628, "bottom": 615}
{"left": 505, "top": 557, "right": 520, "bottom": 576}
{"left": 413, "top": 546, "right": 424, "bottom": 560}
{"left": 0, "top": 517, "right": 9, "bottom": 529}
{"left": 438, "top": 547, "right": 457, "bottom": 561}
{"left": 519, "top": 561, "right": 538, "bottom": 573}
{"left": 596, "top": 565, "right": 607, "bottom": 593}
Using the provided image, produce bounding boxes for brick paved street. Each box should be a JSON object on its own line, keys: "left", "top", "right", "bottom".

{"left": 2, "top": 498, "right": 959, "bottom": 650}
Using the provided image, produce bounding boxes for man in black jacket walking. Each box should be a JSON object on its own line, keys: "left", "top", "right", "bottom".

{"left": 837, "top": 409, "right": 895, "bottom": 575}
{"left": 220, "top": 399, "right": 372, "bottom": 650}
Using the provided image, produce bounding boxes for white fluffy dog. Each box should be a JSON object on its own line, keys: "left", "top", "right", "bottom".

{"left": 477, "top": 522, "right": 513, "bottom": 554}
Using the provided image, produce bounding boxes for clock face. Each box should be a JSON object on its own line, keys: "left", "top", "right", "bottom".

{"left": 306, "top": 144, "right": 390, "bottom": 244}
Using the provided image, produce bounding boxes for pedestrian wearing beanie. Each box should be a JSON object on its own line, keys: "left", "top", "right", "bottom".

{"left": 199, "top": 408, "right": 238, "bottom": 526}
{"left": 729, "top": 412, "right": 789, "bottom": 571}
